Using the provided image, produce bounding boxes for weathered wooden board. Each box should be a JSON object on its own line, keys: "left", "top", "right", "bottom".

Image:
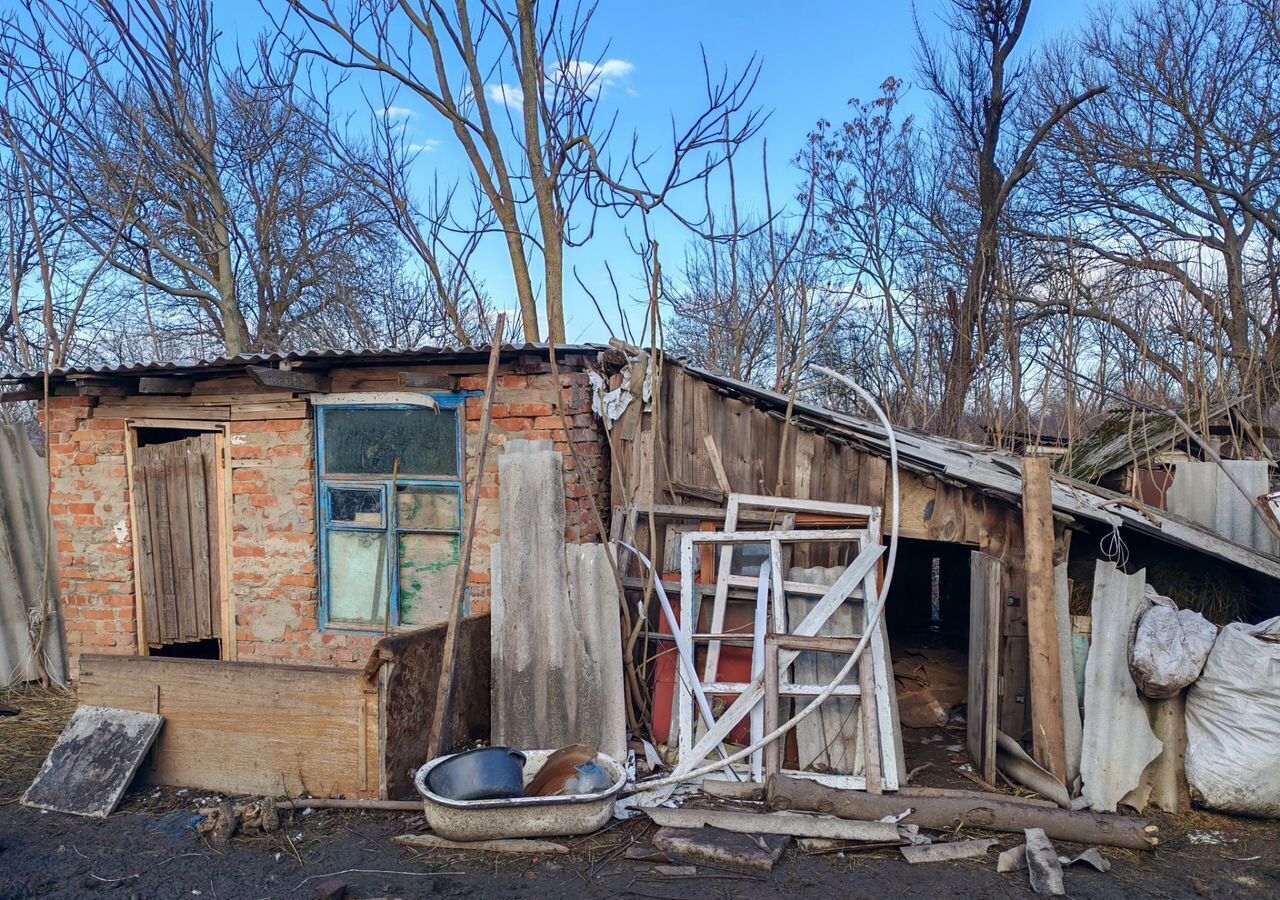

{"left": 968, "top": 552, "right": 1002, "bottom": 785}
{"left": 77, "top": 655, "right": 380, "bottom": 799}
{"left": 375, "top": 615, "right": 491, "bottom": 800}
{"left": 22, "top": 705, "right": 163, "bottom": 818}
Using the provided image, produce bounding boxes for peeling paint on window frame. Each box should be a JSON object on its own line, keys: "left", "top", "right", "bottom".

{"left": 315, "top": 393, "right": 474, "bottom": 632}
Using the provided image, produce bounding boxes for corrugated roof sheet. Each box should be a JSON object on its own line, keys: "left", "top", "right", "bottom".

{"left": 677, "top": 361, "right": 1280, "bottom": 582}
{"left": 0, "top": 343, "right": 608, "bottom": 382}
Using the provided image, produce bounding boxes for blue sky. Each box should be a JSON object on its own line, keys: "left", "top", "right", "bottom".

{"left": 232, "top": 1, "right": 1109, "bottom": 343}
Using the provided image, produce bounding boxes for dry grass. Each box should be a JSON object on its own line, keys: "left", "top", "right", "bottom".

{"left": 0, "top": 682, "right": 77, "bottom": 801}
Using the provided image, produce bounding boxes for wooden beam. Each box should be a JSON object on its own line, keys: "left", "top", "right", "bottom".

{"left": 75, "top": 381, "right": 129, "bottom": 397}
{"left": 398, "top": 372, "right": 459, "bottom": 391}
{"left": 138, "top": 376, "right": 195, "bottom": 395}
{"left": 0, "top": 390, "right": 40, "bottom": 403}
{"left": 428, "top": 313, "right": 505, "bottom": 759}
{"left": 1021, "top": 457, "right": 1068, "bottom": 785}
{"left": 246, "top": 365, "right": 330, "bottom": 393}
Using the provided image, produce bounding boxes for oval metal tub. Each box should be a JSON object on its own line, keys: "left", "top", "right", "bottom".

{"left": 414, "top": 749, "right": 626, "bottom": 841}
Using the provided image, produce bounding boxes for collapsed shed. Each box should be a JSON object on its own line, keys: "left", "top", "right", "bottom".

{"left": 601, "top": 352, "right": 1280, "bottom": 798}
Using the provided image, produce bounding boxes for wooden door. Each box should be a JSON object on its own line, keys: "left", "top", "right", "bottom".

{"left": 132, "top": 434, "right": 222, "bottom": 648}
{"left": 967, "top": 552, "right": 1003, "bottom": 784}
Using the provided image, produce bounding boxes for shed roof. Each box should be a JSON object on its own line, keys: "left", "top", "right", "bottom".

{"left": 677, "top": 361, "right": 1280, "bottom": 582}
{"left": 0, "top": 343, "right": 607, "bottom": 383}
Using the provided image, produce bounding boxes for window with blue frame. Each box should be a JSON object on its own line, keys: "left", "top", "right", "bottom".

{"left": 316, "top": 399, "right": 464, "bottom": 629}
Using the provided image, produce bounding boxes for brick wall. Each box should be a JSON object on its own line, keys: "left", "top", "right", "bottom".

{"left": 47, "top": 367, "right": 609, "bottom": 676}
{"left": 42, "top": 396, "right": 135, "bottom": 677}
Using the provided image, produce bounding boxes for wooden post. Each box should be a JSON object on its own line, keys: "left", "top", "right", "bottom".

{"left": 1021, "top": 457, "right": 1068, "bottom": 784}
{"left": 763, "top": 637, "right": 781, "bottom": 779}
{"left": 427, "top": 316, "right": 506, "bottom": 759}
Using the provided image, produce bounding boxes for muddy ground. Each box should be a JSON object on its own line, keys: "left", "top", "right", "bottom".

{"left": 3, "top": 686, "right": 1278, "bottom": 900}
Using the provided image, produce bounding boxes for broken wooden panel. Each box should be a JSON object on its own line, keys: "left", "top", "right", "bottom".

{"left": 22, "top": 705, "right": 163, "bottom": 817}
{"left": 1081, "top": 563, "right": 1163, "bottom": 812}
{"left": 78, "top": 655, "right": 380, "bottom": 798}
{"left": 398, "top": 532, "right": 460, "bottom": 627}
{"left": 377, "top": 615, "right": 491, "bottom": 799}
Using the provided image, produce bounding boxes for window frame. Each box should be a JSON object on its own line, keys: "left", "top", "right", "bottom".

{"left": 315, "top": 395, "right": 470, "bottom": 632}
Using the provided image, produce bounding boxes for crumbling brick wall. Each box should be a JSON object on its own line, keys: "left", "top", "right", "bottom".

{"left": 42, "top": 396, "right": 135, "bottom": 677}
{"left": 46, "top": 367, "right": 608, "bottom": 676}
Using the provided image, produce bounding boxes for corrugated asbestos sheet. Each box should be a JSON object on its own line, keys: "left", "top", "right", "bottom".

{"left": 0, "top": 342, "right": 608, "bottom": 382}
{"left": 0, "top": 424, "right": 66, "bottom": 687}
{"left": 679, "top": 362, "right": 1280, "bottom": 582}
{"left": 1166, "top": 460, "right": 1278, "bottom": 557}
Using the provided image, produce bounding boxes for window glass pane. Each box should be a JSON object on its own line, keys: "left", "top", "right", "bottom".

{"left": 323, "top": 407, "right": 458, "bottom": 477}
{"left": 327, "top": 531, "right": 390, "bottom": 624}
{"left": 729, "top": 542, "right": 771, "bottom": 577}
{"left": 328, "top": 486, "right": 384, "bottom": 527}
{"left": 398, "top": 532, "right": 460, "bottom": 626}
{"left": 397, "top": 485, "right": 461, "bottom": 531}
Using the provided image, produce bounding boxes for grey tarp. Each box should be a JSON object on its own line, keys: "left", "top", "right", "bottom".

{"left": 0, "top": 423, "right": 65, "bottom": 686}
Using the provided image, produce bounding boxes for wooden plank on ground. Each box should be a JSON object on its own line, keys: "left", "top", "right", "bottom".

{"left": 21, "top": 705, "right": 163, "bottom": 818}
{"left": 77, "top": 655, "right": 380, "bottom": 799}
{"left": 1021, "top": 457, "right": 1067, "bottom": 784}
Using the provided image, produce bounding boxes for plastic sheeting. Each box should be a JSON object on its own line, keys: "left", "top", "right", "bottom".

{"left": 1185, "top": 617, "right": 1280, "bottom": 816}
{"left": 0, "top": 423, "right": 65, "bottom": 687}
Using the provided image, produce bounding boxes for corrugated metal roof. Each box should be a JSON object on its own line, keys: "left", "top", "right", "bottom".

{"left": 678, "top": 360, "right": 1280, "bottom": 582}
{"left": 0, "top": 343, "right": 608, "bottom": 382}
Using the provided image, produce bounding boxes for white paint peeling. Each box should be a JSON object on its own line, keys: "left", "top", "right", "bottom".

{"left": 112, "top": 518, "right": 129, "bottom": 545}
{"left": 231, "top": 433, "right": 248, "bottom": 446}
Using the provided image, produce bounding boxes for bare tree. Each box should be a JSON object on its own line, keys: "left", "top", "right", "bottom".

{"left": 282, "top": 0, "right": 761, "bottom": 343}
{"left": 1027, "top": 0, "right": 1280, "bottom": 427}
{"left": 914, "top": 0, "right": 1104, "bottom": 435}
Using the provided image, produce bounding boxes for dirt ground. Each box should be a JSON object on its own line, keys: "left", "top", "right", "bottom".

{"left": 2, "top": 686, "right": 1278, "bottom": 900}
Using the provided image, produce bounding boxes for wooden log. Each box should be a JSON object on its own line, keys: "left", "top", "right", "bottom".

{"left": 246, "top": 364, "right": 330, "bottom": 393}
{"left": 1021, "top": 457, "right": 1068, "bottom": 784}
{"left": 766, "top": 775, "right": 1159, "bottom": 850}
{"left": 645, "top": 807, "right": 900, "bottom": 843}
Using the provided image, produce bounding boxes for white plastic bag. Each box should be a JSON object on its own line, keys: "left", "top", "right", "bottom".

{"left": 1128, "top": 589, "right": 1217, "bottom": 699}
{"left": 1184, "top": 616, "right": 1280, "bottom": 817}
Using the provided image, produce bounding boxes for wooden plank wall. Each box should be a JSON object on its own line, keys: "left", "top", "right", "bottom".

{"left": 78, "top": 655, "right": 381, "bottom": 799}
{"left": 611, "top": 361, "right": 1037, "bottom": 738}
{"left": 377, "top": 614, "right": 492, "bottom": 799}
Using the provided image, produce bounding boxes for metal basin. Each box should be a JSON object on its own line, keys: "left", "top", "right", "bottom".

{"left": 414, "top": 749, "right": 626, "bottom": 841}
{"left": 425, "top": 746, "right": 526, "bottom": 801}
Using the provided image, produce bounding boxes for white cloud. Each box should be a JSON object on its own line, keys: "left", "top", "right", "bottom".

{"left": 378, "top": 106, "right": 416, "bottom": 120}
{"left": 485, "top": 83, "right": 525, "bottom": 110}
{"left": 553, "top": 58, "right": 634, "bottom": 94}
{"left": 407, "top": 139, "right": 441, "bottom": 153}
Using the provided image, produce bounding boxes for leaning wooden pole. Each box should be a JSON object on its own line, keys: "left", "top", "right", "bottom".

{"left": 428, "top": 316, "right": 506, "bottom": 759}
{"left": 1021, "top": 456, "right": 1068, "bottom": 784}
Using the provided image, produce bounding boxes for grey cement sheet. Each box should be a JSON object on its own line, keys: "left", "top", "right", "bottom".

{"left": 22, "top": 704, "right": 163, "bottom": 818}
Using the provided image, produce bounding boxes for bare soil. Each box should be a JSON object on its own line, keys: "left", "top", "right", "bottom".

{"left": 2, "top": 687, "right": 1278, "bottom": 900}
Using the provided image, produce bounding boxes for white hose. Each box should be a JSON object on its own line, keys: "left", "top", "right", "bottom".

{"left": 629, "top": 365, "right": 900, "bottom": 792}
